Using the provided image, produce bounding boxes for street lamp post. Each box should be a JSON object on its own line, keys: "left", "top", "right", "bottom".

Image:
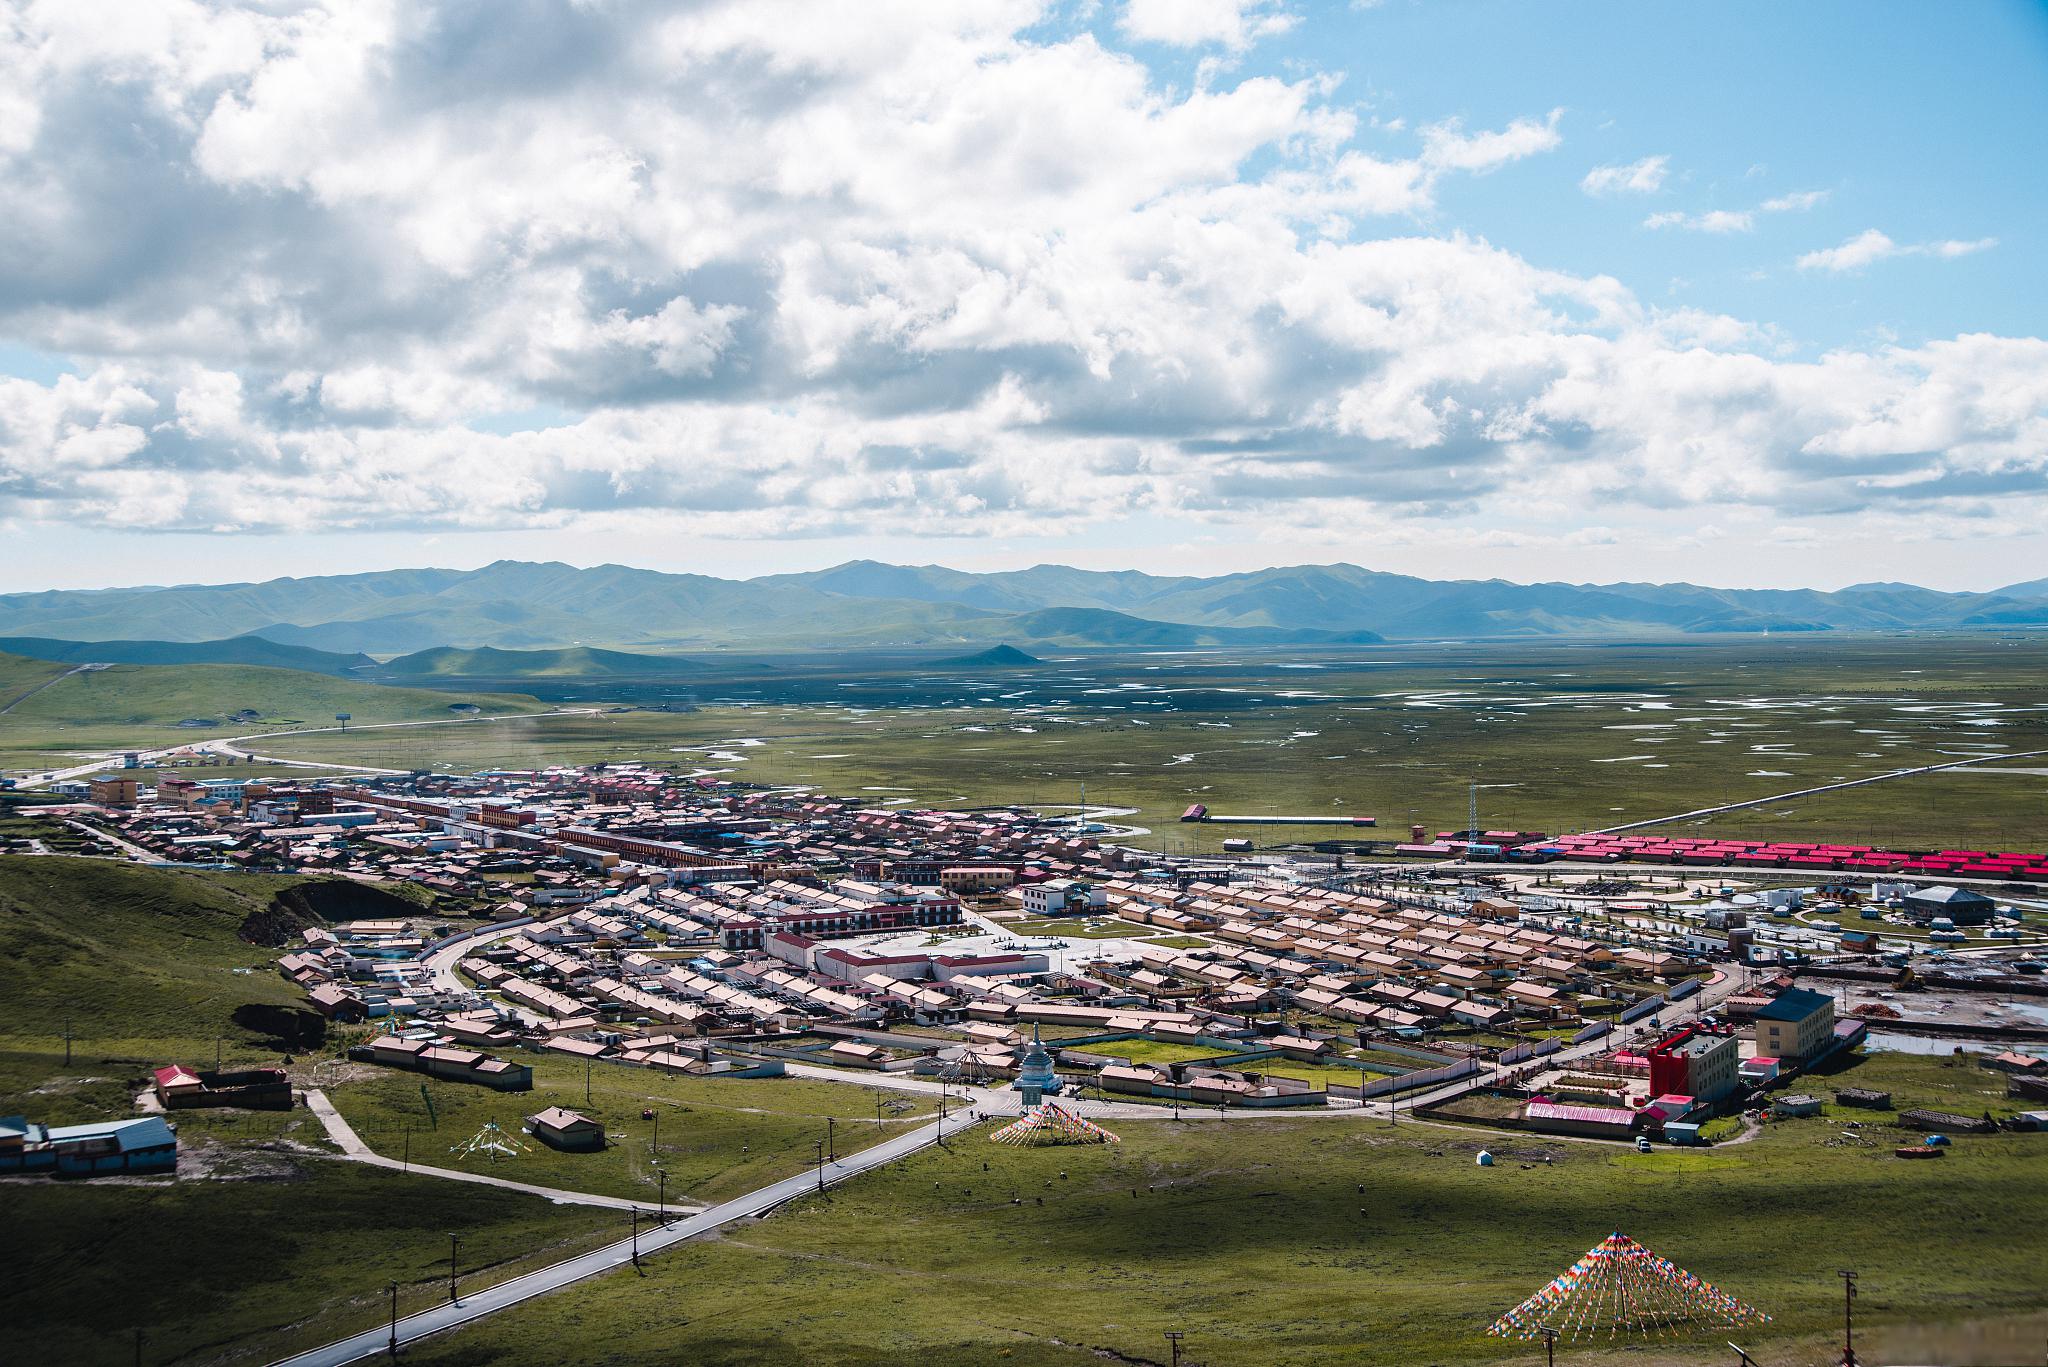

{"left": 387, "top": 1281, "right": 399, "bottom": 1360}
{"left": 631, "top": 1207, "right": 641, "bottom": 1267}
{"left": 1539, "top": 1326, "right": 1557, "bottom": 1367}
{"left": 655, "top": 1165, "right": 667, "bottom": 1225}
{"left": 1838, "top": 1269, "right": 1858, "bottom": 1365}
{"left": 448, "top": 1234, "right": 460, "bottom": 1305}
{"left": 814, "top": 1140, "right": 826, "bottom": 1192}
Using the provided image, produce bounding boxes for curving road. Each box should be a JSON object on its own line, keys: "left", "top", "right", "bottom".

{"left": 301, "top": 1088, "right": 699, "bottom": 1215}
{"left": 269, "top": 1115, "right": 949, "bottom": 1367}
{"left": 14, "top": 707, "right": 606, "bottom": 788}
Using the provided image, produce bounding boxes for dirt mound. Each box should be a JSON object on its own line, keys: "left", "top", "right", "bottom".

{"left": 239, "top": 879, "right": 421, "bottom": 946}
{"left": 231, "top": 1002, "right": 327, "bottom": 1051}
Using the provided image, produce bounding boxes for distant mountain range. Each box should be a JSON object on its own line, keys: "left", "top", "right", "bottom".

{"left": 0, "top": 560, "right": 2042, "bottom": 655}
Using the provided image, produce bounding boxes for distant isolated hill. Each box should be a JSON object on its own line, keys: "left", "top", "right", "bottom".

{"left": 0, "top": 633, "right": 373, "bottom": 676}
{"left": 928, "top": 643, "right": 1042, "bottom": 668}
{"left": 378, "top": 645, "right": 731, "bottom": 678}
{"left": 2, "top": 559, "right": 2045, "bottom": 653}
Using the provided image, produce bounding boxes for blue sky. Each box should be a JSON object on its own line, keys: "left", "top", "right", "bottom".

{"left": 1, "top": 0, "right": 2044, "bottom": 594}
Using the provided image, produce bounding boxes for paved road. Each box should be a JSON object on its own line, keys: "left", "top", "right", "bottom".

{"left": 1589, "top": 747, "right": 2048, "bottom": 834}
{"left": 420, "top": 923, "right": 534, "bottom": 996}
{"left": 59, "top": 817, "right": 158, "bottom": 861}
{"left": 301, "top": 1089, "right": 697, "bottom": 1214}
{"left": 14, "top": 707, "right": 605, "bottom": 788}
{"left": 269, "top": 1115, "right": 950, "bottom": 1367}
{"left": 0, "top": 661, "right": 103, "bottom": 715}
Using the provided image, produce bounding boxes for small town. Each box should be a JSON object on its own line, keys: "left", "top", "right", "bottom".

{"left": 13, "top": 758, "right": 2047, "bottom": 1163}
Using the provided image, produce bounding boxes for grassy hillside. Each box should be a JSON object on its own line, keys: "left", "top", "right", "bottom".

{"left": 0, "top": 652, "right": 548, "bottom": 771}
{"left": 0, "top": 857, "right": 432, "bottom": 1052}
{"left": 0, "top": 633, "right": 373, "bottom": 675}
{"left": 404, "top": 1057, "right": 2048, "bottom": 1366}
{"left": 379, "top": 643, "right": 724, "bottom": 678}
{"left": 0, "top": 650, "right": 69, "bottom": 711}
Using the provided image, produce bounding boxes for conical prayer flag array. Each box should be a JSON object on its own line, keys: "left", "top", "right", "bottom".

{"left": 1488, "top": 1233, "right": 1769, "bottom": 1342}
{"left": 990, "top": 1102, "right": 1121, "bottom": 1147}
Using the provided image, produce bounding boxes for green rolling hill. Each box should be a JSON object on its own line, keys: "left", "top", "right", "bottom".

{"left": 0, "top": 856, "right": 425, "bottom": 1047}
{"left": 0, "top": 651, "right": 549, "bottom": 769}
{"left": 0, "top": 634, "right": 373, "bottom": 676}
{"left": 378, "top": 644, "right": 732, "bottom": 678}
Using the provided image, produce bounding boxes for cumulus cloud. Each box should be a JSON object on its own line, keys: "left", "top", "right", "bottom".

{"left": 1420, "top": 108, "right": 1564, "bottom": 174}
{"left": 1581, "top": 155, "right": 1667, "bottom": 196}
{"left": 1760, "top": 189, "right": 1827, "bottom": 213}
{"left": 1642, "top": 188, "right": 1824, "bottom": 234}
{"left": 0, "top": 0, "right": 2041, "bottom": 553}
{"left": 1645, "top": 209, "right": 1754, "bottom": 234}
{"left": 1118, "top": 0, "right": 1295, "bottom": 50}
{"left": 1798, "top": 229, "right": 1998, "bottom": 273}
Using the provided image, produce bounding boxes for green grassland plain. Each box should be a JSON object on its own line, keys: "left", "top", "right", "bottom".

{"left": 326, "top": 1055, "right": 938, "bottom": 1206}
{"left": 0, "top": 650, "right": 548, "bottom": 773}
{"left": 243, "top": 635, "right": 2048, "bottom": 852}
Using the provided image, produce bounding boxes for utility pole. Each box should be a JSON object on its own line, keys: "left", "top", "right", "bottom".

{"left": 1164, "top": 1330, "right": 1185, "bottom": 1367}
{"left": 63, "top": 1015, "right": 73, "bottom": 1067}
{"left": 402, "top": 1125, "right": 411, "bottom": 1173}
{"left": 652, "top": 1110, "right": 660, "bottom": 1157}
{"left": 387, "top": 1281, "right": 399, "bottom": 1360}
{"left": 631, "top": 1207, "right": 641, "bottom": 1266}
{"left": 655, "top": 1165, "right": 667, "bottom": 1225}
{"left": 448, "top": 1234, "right": 461, "bottom": 1305}
{"left": 1838, "top": 1269, "right": 1858, "bottom": 1366}
{"left": 814, "top": 1140, "right": 827, "bottom": 1192}
{"left": 828, "top": 1116, "right": 836, "bottom": 1162}
{"left": 585, "top": 1056, "right": 592, "bottom": 1107}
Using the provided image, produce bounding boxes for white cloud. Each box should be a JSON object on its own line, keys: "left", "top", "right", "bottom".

{"left": 1581, "top": 155, "right": 1667, "bottom": 197}
{"left": 0, "top": 1, "right": 2040, "bottom": 555}
{"left": 1118, "top": 0, "right": 1295, "bottom": 50}
{"left": 1420, "top": 108, "right": 1564, "bottom": 174}
{"left": 1760, "top": 189, "right": 1827, "bottom": 213}
{"left": 1798, "top": 229, "right": 1998, "bottom": 273}
{"left": 1645, "top": 209, "right": 1754, "bottom": 234}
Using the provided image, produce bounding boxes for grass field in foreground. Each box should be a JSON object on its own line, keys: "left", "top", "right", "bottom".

{"left": 398, "top": 1052, "right": 2048, "bottom": 1367}
{"left": 326, "top": 1054, "right": 938, "bottom": 1204}
{"left": 0, "top": 1157, "right": 616, "bottom": 1367}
